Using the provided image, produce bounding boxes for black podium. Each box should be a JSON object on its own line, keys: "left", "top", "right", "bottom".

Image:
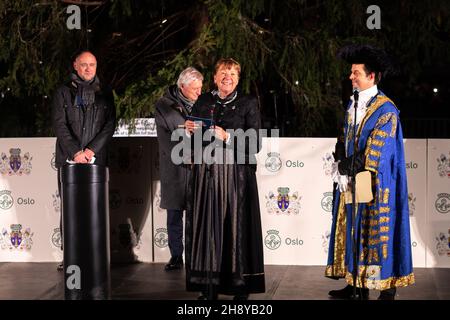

{"left": 60, "top": 164, "right": 111, "bottom": 300}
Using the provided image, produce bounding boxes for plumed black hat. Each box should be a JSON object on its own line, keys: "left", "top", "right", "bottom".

{"left": 338, "top": 44, "right": 393, "bottom": 75}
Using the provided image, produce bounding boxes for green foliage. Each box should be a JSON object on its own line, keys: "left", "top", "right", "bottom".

{"left": 1, "top": 0, "right": 450, "bottom": 137}
{"left": 114, "top": 26, "right": 218, "bottom": 120}
{"left": 0, "top": 1, "right": 73, "bottom": 95}
{"left": 108, "top": 0, "right": 133, "bottom": 18}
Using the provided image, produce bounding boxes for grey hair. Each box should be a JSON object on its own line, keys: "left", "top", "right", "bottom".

{"left": 177, "top": 67, "right": 204, "bottom": 88}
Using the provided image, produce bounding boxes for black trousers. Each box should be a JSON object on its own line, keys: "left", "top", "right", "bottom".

{"left": 57, "top": 168, "right": 63, "bottom": 251}
{"left": 167, "top": 209, "right": 184, "bottom": 258}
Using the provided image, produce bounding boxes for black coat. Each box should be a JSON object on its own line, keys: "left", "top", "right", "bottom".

{"left": 155, "top": 86, "right": 191, "bottom": 210}
{"left": 52, "top": 79, "right": 116, "bottom": 168}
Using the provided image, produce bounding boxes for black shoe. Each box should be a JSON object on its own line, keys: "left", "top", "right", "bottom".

{"left": 197, "top": 294, "right": 207, "bottom": 300}
{"left": 233, "top": 294, "right": 249, "bottom": 301}
{"left": 198, "top": 291, "right": 218, "bottom": 300}
{"left": 57, "top": 262, "right": 64, "bottom": 271}
{"left": 378, "top": 288, "right": 396, "bottom": 300}
{"left": 164, "top": 256, "right": 183, "bottom": 271}
{"left": 328, "top": 285, "right": 369, "bottom": 299}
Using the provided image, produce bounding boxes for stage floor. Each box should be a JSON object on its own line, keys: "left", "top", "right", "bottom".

{"left": 0, "top": 263, "right": 449, "bottom": 300}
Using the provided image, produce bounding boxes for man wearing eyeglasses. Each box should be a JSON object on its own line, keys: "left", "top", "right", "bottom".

{"left": 52, "top": 50, "right": 116, "bottom": 270}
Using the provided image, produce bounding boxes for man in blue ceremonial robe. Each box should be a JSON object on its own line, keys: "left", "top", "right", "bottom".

{"left": 326, "top": 45, "right": 415, "bottom": 300}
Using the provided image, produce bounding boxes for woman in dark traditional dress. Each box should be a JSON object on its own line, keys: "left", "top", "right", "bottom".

{"left": 185, "top": 58, "right": 265, "bottom": 300}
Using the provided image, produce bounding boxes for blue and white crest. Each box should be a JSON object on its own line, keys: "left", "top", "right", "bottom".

{"left": 9, "top": 148, "right": 21, "bottom": 173}
{"left": 265, "top": 187, "right": 301, "bottom": 215}
{"left": 0, "top": 148, "right": 32, "bottom": 176}
{"left": 0, "top": 224, "right": 34, "bottom": 250}
{"left": 277, "top": 187, "right": 290, "bottom": 211}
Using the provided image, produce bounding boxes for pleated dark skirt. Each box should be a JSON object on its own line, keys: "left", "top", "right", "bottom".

{"left": 185, "top": 162, "right": 265, "bottom": 295}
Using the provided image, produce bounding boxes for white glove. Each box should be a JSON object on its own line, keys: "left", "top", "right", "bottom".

{"left": 337, "top": 174, "right": 349, "bottom": 192}
{"left": 331, "top": 161, "right": 349, "bottom": 192}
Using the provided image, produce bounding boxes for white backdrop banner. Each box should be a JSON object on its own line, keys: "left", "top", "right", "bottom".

{"left": 256, "top": 138, "right": 335, "bottom": 265}
{"left": 426, "top": 139, "right": 450, "bottom": 267}
{"left": 404, "top": 139, "right": 427, "bottom": 268}
{"left": 0, "top": 137, "right": 448, "bottom": 268}
{"left": 0, "top": 138, "right": 61, "bottom": 262}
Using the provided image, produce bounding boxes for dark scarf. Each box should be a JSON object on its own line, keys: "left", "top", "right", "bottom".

{"left": 175, "top": 86, "right": 194, "bottom": 115}
{"left": 70, "top": 73, "right": 100, "bottom": 109}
